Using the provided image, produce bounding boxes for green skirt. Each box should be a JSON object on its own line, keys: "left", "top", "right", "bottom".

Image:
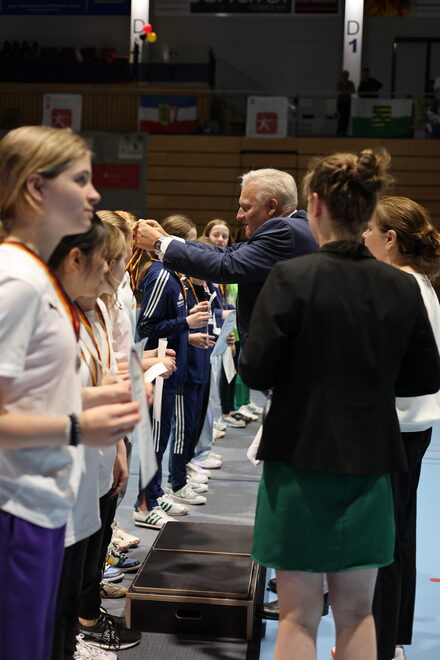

{"left": 252, "top": 461, "right": 395, "bottom": 573}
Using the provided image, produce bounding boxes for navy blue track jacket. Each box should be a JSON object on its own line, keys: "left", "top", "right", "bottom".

{"left": 136, "top": 260, "right": 188, "bottom": 386}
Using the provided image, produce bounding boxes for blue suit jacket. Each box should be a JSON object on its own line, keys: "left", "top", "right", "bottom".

{"left": 162, "top": 211, "right": 318, "bottom": 341}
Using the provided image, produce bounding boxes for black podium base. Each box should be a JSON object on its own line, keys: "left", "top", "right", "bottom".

{"left": 126, "top": 522, "right": 265, "bottom": 640}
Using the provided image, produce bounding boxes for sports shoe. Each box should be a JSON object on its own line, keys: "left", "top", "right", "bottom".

{"left": 214, "top": 419, "right": 227, "bottom": 432}
{"left": 186, "top": 479, "right": 209, "bottom": 493}
{"left": 245, "top": 400, "right": 264, "bottom": 415}
{"left": 169, "top": 483, "right": 207, "bottom": 505}
{"left": 132, "top": 506, "right": 176, "bottom": 529}
{"left": 222, "top": 414, "right": 246, "bottom": 428}
{"left": 192, "top": 456, "right": 222, "bottom": 469}
{"left": 78, "top": 611, "right": 141, "bottom": 650}
{"left": 158, "top": 493, "right": 189, "bottom": 516}
{"left": 100, "top": 581, "right": 128, "bottom": 599}
{"left": 75, "top": 634, "right": 118, "bottom": 659}
{"left": 394, "top": 647, "right": 406, "bottom": 660}
{"left": 187, "top": 462, "right": 211, "bottom": 480}
{"left": 213, "top": 428, "right": 225, "bottom": 440}
{"left": 331, "top": 648, "right": 336, "bottom": 659}
{"left": 102, "top": 565, "right": 123, "bottom": 583}
{"left": 111, "top": 521, "right": 140, "bottom": 552}
{"left": 106, "top": 546, "right": 140, "bottom": 573}
{"left": 237, "top": 405, "right": 259, "bottom": 422}
{"left": 209, "top": 451, "right": 223, "bottom": 461}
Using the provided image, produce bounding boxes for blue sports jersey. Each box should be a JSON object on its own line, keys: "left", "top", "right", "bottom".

{"left": 137, "top": 260, "right": 188, "bottom": 386}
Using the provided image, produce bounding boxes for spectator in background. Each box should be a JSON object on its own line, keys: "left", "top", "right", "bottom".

{"left": 336, "top": 70, "right": 355, "bottom": 136}
{"left": 358, "top": 68, "right": 383, "bottom": 98}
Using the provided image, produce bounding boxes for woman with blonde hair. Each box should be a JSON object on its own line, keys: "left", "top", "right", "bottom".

{"left": 0, "top": 126, "right": 140, "bottom": 660}
{"left": 240, "top": 150, "right": 440, "bottom": 660}
{"left": 364, "top": 196, "right": 440, "bottom": 660}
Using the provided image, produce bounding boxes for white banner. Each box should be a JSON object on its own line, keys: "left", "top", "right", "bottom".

{"left": 246, "top": 96, "right": 288, "bottom": 138}
{"left": 130, "top": 0, "right": 151, "bottom": 62}
{"left": 42, "top": 94, "right": 82, "bottom": 131}
{"left": 342, "top": 0, "right": 364, "bottom": 90}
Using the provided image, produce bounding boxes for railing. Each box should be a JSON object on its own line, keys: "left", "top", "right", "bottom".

{"left": 0, "top": 81, "right": 438, "bottom": 140}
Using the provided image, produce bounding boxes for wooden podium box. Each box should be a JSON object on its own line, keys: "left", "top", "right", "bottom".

{"left": 126, "top": 522, "right": 265, "bottom": 640}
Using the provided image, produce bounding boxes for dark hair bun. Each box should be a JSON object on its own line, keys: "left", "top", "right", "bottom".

{"left": 352, "top": 149, "right": 391, "bottom": 194}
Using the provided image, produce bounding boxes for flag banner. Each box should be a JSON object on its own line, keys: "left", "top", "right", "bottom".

{"left": 138, "top": 96, "right": 197, "bottom": 133}
{"left": 351, "top": 98, "right": 413, "bottom": 137}
{"left": 81, "top": 131, "right": 148, "bottom": 212}
{"left": 43, "top": 94, "right": 82, "bottom": 131}
{"left": 246, "top": 96, "right": 288, "bottom": 138}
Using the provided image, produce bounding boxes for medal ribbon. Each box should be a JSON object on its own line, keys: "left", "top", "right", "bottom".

{"left": 4, "top": 241, "right": 80, "bottom": 340}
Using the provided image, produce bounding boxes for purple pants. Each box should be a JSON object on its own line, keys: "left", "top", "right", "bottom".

{"left": 0, "top": 510, "right": 65, "bottom": 660}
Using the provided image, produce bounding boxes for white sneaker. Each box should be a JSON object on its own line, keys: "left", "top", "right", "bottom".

{"left": 214, "top": 419, "right": 227, "bottom": 432}
{"left": 187, "top": 462, "right": 211, "bottom": 479}
{"left": 111, "top": 521, "right": 140, "bottom": 551}
{"left": 132, "top": 506, "right": 176, "bottom": 529}
{"left": 213, "top": 428, "right": 225, "bottom": 440}
{"left": 237, "top": 405, "right": 259, "bottom": 422}
{"left": 222, "top": 414, "right": 246, "bottom": 428}
{"left": 158, "top": 494, "right": 189, "bottom": 516}
{"left": 393, "top": 647, "right": 406, "bottom": 660}
{"left": 169, "top": 483, "right": 207, "bottom": 505}
{"left": 192, "top": 456, "right": 223, "bottom": 469}
{"left": 75, "top": 634, "right": 118, "bottom": 659}
{"left": 187, "top": 479, "right": 209, "bottom": 493}
{"left": 209, "top": 451, "right": 223, "bottom": 461}
{"left": 245, "top": 400, "right": 264, "bottom": 415}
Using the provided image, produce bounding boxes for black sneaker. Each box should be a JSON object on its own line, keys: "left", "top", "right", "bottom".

{"left": 78, "top": 612, "right": 141, "bottom": 650}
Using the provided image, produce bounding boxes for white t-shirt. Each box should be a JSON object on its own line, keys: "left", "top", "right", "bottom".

{"left": 0, "top": 244, "right": 82, "bottom": 529}
{"left": 397, "top": 272, "right": 440, "bottom": 432}
{"left": 85, "top": 299, "right": 117, "bottom": 497}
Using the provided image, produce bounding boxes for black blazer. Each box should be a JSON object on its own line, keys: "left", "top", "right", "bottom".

{"left": 162, "top": 211, "right": 318, "bottom": 342}
{"left": 239, "top": 242, "right": 440, "bottom": 475}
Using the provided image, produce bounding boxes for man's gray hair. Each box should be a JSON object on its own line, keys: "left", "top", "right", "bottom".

{"left": 240, "top": 168, "right": 298, "bottom": 215}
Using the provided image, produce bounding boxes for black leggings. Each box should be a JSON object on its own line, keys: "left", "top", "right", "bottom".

{"left": 373, "top": 428, "right": 432, "bottom": 660}
{"left": 78, "top": 490, "right": 118, "bottom": 621}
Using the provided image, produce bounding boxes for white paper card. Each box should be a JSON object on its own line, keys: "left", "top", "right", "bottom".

{"left": 144, "top": 361, "right": 168, "bottom": 383}
{"left": 222, "top": 346, "right": 236, "bottom": 384}
{"left": 211, "top": 311, "right": 236, "bottom": 358}
{"left": 129, "top": 348, "right": 157, "bottom": 488}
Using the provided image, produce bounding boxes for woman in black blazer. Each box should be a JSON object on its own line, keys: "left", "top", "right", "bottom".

{"left": 239, "top": 151, "right": 440, "bottom": 660}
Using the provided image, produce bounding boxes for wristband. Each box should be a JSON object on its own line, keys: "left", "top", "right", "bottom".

{"left": 68, "top": 412, "right": 82, "bottom": 446}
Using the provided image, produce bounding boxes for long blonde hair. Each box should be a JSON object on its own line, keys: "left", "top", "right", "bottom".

{"left": 0, "top": 126, "right": 91, "bottom": 240}
{"left": 96, "top": 210, "right": 128, "bottom": 311}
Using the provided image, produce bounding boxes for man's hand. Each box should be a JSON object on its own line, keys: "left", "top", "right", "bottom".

{"left": 134, "top": 220, "right": 169, "bottom": 250}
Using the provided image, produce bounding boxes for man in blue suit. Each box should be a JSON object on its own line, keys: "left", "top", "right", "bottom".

{"left": 134, "top": 168, "right": 318, "bottom": 342}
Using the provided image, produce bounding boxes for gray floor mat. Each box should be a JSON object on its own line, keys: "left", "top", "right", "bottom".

{"left": 104, "top": 396, "right": 265, "bottom": 659}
